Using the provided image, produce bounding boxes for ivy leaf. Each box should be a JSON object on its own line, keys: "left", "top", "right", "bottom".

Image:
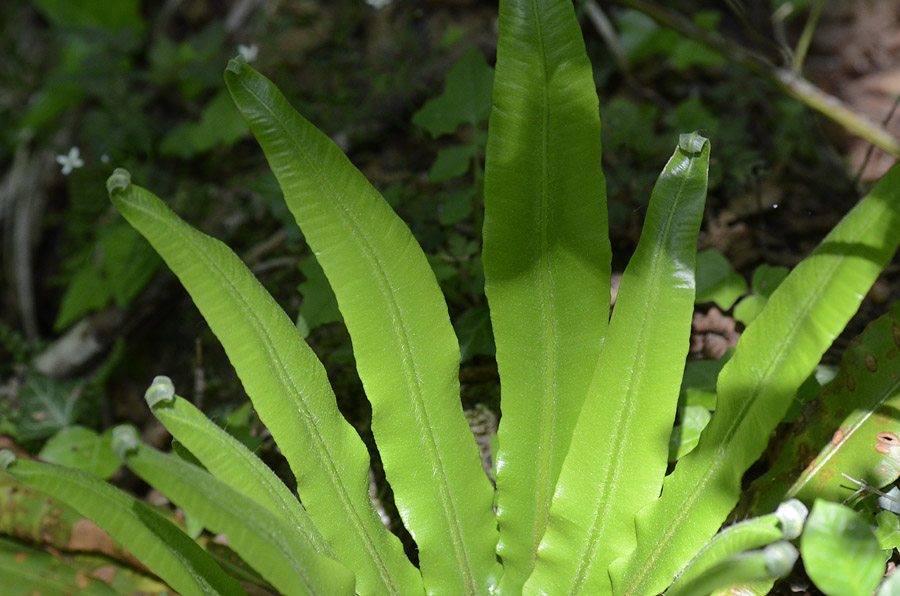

{"left": 219, "top": 402, "right": 264, "bottom": 453}
{"left": 669, "top": 405, "right": 712, "bottom": 461}
{"left": 454, "top": 305, "right": 494, "bottom": 363}
{"left": 412, "top": 47, "right": 493, "bottom": 138}
{"left": 17, "top": 373, "right": 84, "bottom": 441}
{"left": 296, "top": 255, "right": 342, "bottom": 337}
{"left": 735, "top": 264, "right": 789, "bottom": 325}
{"left": 54, "top": 264, "right": 109, "bottom": 332}
{"left": 668, "top": 12, "right": 726, "bottom": 71}
{"left": 160, "top": 91, "right": 250, "bottom": 158}
{"left": 801, "top": 500, "right": 886, "bottom": 596}
{"left": 101, "top": 222, "right": 160, "bottom": 308}
{"left": 695, "top": 248, "right": 747, "bottom": 309}
{"left": 680, "top": 353, "right": 730, "bottom": 410}
{"left": 440, "top": 188, "right": 475, "bottom": 226}
{"left": 875, "top": 510, "right": 900, "bottom": 552}
{"left": 38, "top": 426, "right": 120, "bottom": 479}
{"left": 429, "top": 145, "right": 475, "bottom": 182}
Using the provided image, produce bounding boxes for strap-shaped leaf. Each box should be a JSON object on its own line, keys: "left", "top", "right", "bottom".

{"left": 668, "top": 500, "right": 806, "bottom": 596}
{"left": 106, "top": 170, "right": 420, "bottom": 596}
{"left": 143, "top": 376, "right": 330, "bottom": 556}
{"left": 742, "top": 299, "right": 900, "bottom": 514}
{"left": 0, "top": 536, "right": 120, "bottom": 596}
{"left": 526, "top": 134, "right": 710, "bottom": 596}
{"left": 482, "top": 0, "right": 611, "bottom": 592}
{"left": 112, "top": 428, "right": 354, "bottom": 596}
{"left": 0, "top": 450, "right": 245, "bottom": 596}
{"left": 225, "top": 59, "right": 498, "bottom": 595}
{"left": 613, "top": 163, "right": 900, "bottom": 596}
{"left": 665, "top": 542, "right": 797, "bottom": 596}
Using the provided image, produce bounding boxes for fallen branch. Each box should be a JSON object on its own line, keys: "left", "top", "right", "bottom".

{"left": 602, "top": 0, "right": 900, "bottom": 157}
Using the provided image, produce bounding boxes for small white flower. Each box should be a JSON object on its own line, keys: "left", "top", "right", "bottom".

{"left": 56, "top": 147, "right": 84, "bottom": 175}
{"left": 100, "top": 154, "right": 110, "bottom": 163}
{"left": 366, "top": 0, "right": 392, "bottom": 8}
{"left": 237, "top": 44, "right": 258, "bottom": 62}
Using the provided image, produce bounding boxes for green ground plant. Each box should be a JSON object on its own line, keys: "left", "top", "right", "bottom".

{"left": 4, "top": 0, "right": 900, "bottom": 595}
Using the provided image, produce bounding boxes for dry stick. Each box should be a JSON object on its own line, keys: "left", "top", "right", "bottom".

{"left": 583, "top": 2, "right": 631, "bottom": 83}
{"left": 610, "top": 0, "right": 900, "bottom": 158}
{"left": 840, "top": 473, "right": 900, "bottom": 507}
{"left": 584, "top": 1, "right": 666, "bottom": 106}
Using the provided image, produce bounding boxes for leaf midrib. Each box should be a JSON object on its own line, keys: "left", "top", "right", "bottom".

{"left": 123, "top": 194, "right": 395, "bottom": 593}
{"left": 163, "top": 405, "right": 329, "bottom": 553}
{"left": 236, "top": 75, "right": 478, "bottom": 593}
{"left": 147, "top": 448, "right": 318, "bottom": 594}
{"left": 796, "top": 374, "right": 900, "bottom": 491}
{"left": 620, "top": 212, "right": 881, "bottom": 595}
{"left": 568, "top": 147, "right": 699, "bottom": 595}
{"left": 15, "top": 463, "right": 220, "bottom": 594}
{"left": 530, "top": 0, "right": 561, "bottom": 573}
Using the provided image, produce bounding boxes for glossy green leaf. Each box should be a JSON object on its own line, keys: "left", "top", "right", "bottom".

{"left": 113, "top": 428, "right": 354, "bottom": 596}
{"left": 0, "top": 450, "right": 244, "bottom": 596}
{"left": 106, "top": 169, "right": 419, "bottom": 596}
{"left": 101, "top": 222, "right": 161, "bottom": 309}
{"left": 482, "top": 0, "right": 611, "bottom": 591}
{"left": 225, "top": 58, "right": 497, "bottom": 595}
{"left": 297, "top": 254, "right": 342, "bottom": 337}
{"left": 668, "top": 500, "right": 805, "bottom": 596}
{"left": 454, "top": 305, "right": 494, "bottom": 363}
{"left": 17, "top": 372, "right": 83, "bottom": 441}
{"left": 741, "top": 300, "right": 900, "bottom": 515}
{"left": 429, "top": 145, "right": 474, "bottom": 182}
{"left": 733, "top": 295, "right": 766, "bottom": 326}
{"left": 439, "top": 187, "right": 475, "bottom": 226}
{"left": 613, "top": 162, "right": 900, "bottom": 596}
{"left": 526, "top": 133, "right": 709, "bottom": 596}
{"left": 160, "top": 91, "right": 250, "bottom": 158}
{"left": 669, "top": 405, "right": 712, "bottom": 461}
{"left": 667, "top": 542, "right": 796, "bottom": 596}
{"left": 412, "top": 46, "right": 493, "bottom": 138}
{"left": 0, "top": 537, "right": 117, "bottom": 596}
{"left": 218, "top": 401, "right": 263, "bottom": 453}
{"left": 143, "top": 376, "right": 331, "bottom": 557}
{"left": 750, "top": 263, "right": 789, "bottom": 297}
{"left": 695, "top": 248, "right": 747, "bottom": 309}
{"left": 875, "top": 510, "right": 900, "bottom": 552}
{"left": 54, "top": 265, "right": 109, "bottom": 331}
{"left": 680, "top": 354, "right": 730, "bottom": 411}
{"left": 0, "top": 537, "right": 120, "bottom": 596}
{"left": 781, "top": 364, "right": 839, "bottom": 425}
{"left": 38, "top": 426, "right": 120, "bottom": 479}
{"left": 667, "top": 12, "right": 726, "bottom": 71}
{"left": 734, "top": 264, "right": 789, "bottom": 326}
{"left": 801, "top": 500, "right": 886, "bottom": 596}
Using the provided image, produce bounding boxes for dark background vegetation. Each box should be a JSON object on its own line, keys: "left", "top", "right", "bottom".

{"left": 1, "top": 0, "right": 900, "bottom": 588}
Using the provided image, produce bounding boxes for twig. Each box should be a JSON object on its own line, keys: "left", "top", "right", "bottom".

{"left": 792, "top": 0, "right": 825, "bottom": 75}
{"left": 610, "top": 0, "right": 900, "bottom": 158}
{"left": 582, "top": 1, "right": 666, "bottom": 105}
{"left": 841, "top": 473, "right": 900, "bottom": 506}
{"left": 852, "top": 94, "right": 900, "bottom": 186}
{"left": 583, "top": 1, "right": 631, "bottom": 81}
